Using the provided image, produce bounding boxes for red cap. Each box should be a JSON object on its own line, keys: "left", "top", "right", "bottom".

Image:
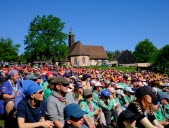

{"left": 46, "top": 71, "right": 53, "bottom": 78}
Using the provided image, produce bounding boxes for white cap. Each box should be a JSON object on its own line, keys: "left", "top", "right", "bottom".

{"left": 124, "top": 87, "right": 134, "bottom": 93}
{"left": 109, "top": 87, "right": 116, "bottom": 93}
{"left": 116, "top": 89, "right": 125, "bottom": 96}
{"left": 96, "top": 70, "right": 99, "bottom": 74}
{"left": 91, "top": 80, "right": 96, "bottom": 84}
{"left": 152, "top": 87, "right": 157, "bottom": 94}
{"left": 115, "top": 84, "right": 124, "bottom": 89}
{"left": 111, "top": 82, "right": 116, "bottom": 86}
{"left": 94, "top": 82, "right": 102, "bottom": 87}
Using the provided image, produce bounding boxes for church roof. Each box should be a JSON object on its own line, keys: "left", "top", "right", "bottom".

{"left": 84, "top": 45, "right": 108, "bottom": 59}
{"left": 68, "top": 38, "right": 108, "bottom": 60}
{"left": 68, "top": 41, "right": 89, "bottom": 56}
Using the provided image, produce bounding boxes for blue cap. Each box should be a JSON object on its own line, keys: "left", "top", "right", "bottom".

{"left": 21, "top": 80, "right": 41, "bottom": 96}
{"left": 82, "top": 74, "right": 90, "bottom": 80}
{"left": 75, "top": 82, "right": 82, "bottom": 88}
{"left": 63, "top": 73, "right": 71, "bottom": 78}
{"left": 101, "top": 90, "right": 110, "bottom": 97}
{"left": 159, "top": 92, "right": 169, "bottom": 100}
{"left": 64, "top": 103, "right": 86, "bottom": 121}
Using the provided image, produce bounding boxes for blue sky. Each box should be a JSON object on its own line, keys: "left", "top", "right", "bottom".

{"left": 1, "top": 0, "right": 169, "bottom": 55}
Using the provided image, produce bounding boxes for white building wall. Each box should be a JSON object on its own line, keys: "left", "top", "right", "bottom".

{"left": 70, "top": 56, "right": 90, "bottom": 66}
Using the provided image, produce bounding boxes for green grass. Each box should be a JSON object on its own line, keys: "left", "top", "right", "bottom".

{"left": 81, "top": 66, "right": 136, "bottom": 72}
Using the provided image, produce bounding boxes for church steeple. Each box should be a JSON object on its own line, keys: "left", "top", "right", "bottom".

{"left": 68, "top": 27, "right": 75, "bottom": 48}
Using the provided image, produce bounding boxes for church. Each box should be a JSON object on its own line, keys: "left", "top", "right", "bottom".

{"left": 68, "top": 29, "right": 108, "bottom": 66}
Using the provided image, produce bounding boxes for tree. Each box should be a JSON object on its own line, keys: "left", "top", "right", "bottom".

{"left": 106, "top": 50, "right": 121, "bottom": 61}
{"left": 133, "top": 39, "right": 157, "bottom": 62}
{"left": 0, "top": 37, "right": 20, "bottom": 62}
{"left": 155, "top": 44, "right": 169, "bottom": 72}
{"left": 106, "top": 51, "right": 113, "bottom": 61}
{"left": 24, "top": 15, "right": 68, "bottom": 62}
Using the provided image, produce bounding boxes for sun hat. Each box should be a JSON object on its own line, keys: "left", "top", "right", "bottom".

{"left": 64, "top": 103, "right": 86, "bottom": 121}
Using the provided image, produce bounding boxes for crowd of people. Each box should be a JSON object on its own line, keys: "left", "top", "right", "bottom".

{"left": 0, "top": 63, "right": 169, "bottom": 128}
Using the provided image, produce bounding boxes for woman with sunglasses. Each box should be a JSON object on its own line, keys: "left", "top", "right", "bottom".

{"left": 127, "top": 86, "right": 163, "bottom": 128}
{"left": 17, "top": 80, "right": 53, "bottom": 128}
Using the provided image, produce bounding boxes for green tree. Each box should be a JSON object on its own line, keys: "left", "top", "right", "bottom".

{"left": 106, "top": 51, "right": 113, "bottom": 61}
{"left": 114, "top": 50, "right": 121, "bottom": 59}
{"left": 155, "top": 44, "right": 169, "bottom": 72}
{"left": 133, "top": 39, "right": 157, "bottom": 62}
{"left": 106, "top": 50, "right": 121, "bottom": 61}
{"left": 0, "top": 37, "right": 20, "bottom": 62}
{"left": 24, "top": 15, "right": 68, "bottom": 62}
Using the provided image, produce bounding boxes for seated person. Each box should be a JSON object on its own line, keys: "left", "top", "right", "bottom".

{"left": 63, "top": 103, "right": 86, "bottom": 128}
{"left": 117, "top": 110, "right": 138, "bottom": 128}
{"left": 97, "top": 90, "right": 112, "bottom": 126}
{"left": 127, "top": 86, "right": 163, "bottom": 128}
{"left": 80, "top": 89, "right": 106, "bottom": 126}
{"left": 1, "top": 70, "right": 24, "bottom": 115}
{"left": 17, "top": 80, "right": 53, "bottom": 128}
{"left": 46, "top": 76, "right": 94, "bottom": 128}
{"left": 150, "top": 95, "right": 169, "bottom": 127}
{"left": 159, "top": 92, "right": 169, "bottom": 119}
{"left": 92, "top": 82, "right": 102, "bottom": 105}
{"left": 116, "top": 89, "right": 128, "bottom": 109}
{"left": 124, "top": 86, "right": 135, "bottom": 104}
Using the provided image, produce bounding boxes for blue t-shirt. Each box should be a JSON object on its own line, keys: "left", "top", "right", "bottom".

{"left": 17, "top": 99, "right": 46, "bottom": 122}
{"left": 1, "top": 80, "right": 24, "bottom": 109}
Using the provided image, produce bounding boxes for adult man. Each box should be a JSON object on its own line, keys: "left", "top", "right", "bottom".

{"left": 46, "top": 76, "right": 94, "bottom": 128}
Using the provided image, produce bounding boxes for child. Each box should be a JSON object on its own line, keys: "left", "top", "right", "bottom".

{"left": 117, "top": 110, "right": 138, "bottom": 128}
{"left": 63, "top": 103, "right": 86, "bottom": 128}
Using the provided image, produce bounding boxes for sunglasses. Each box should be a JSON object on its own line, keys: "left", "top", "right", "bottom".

{"left": 62, "top": 83, "right": 69, "bottom": 87}
{"left": 35, "top": 90, "right": 43, "bottom": 94}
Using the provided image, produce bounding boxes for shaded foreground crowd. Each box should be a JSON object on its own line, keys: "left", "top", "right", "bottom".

{"left": 0, "top": 64, "right": 169, "bottom": 128}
